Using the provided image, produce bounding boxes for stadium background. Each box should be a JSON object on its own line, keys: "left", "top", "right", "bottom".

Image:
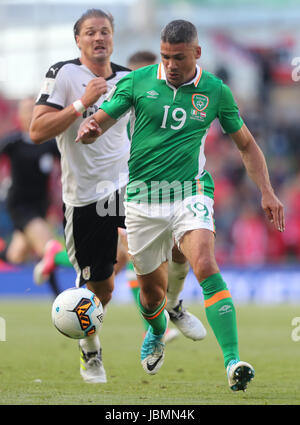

{"left": 0, "top": 0, "right": 300, "bottom": 303}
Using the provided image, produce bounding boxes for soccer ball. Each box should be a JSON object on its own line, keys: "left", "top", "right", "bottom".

{"left": 51, "top": 287, "right": 104, "bottom": 339}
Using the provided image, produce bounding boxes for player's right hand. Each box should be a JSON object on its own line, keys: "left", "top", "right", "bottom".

{"left": 261, "top": 191, "right": 285, "bottom": 233}
{"left": 81, "top": 77, "right": 108, "bottom": 107}
{"left": 75, "top": 117, "right": 102, "bottom": 144}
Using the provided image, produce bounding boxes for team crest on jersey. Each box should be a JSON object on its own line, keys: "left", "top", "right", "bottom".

{"left": 192, "top": 94, "right": 209, "bottom": 112}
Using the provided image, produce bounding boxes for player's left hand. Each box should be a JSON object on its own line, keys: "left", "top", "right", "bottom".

{"left": 261, "top": 191, "right": 285, "bottom": 232}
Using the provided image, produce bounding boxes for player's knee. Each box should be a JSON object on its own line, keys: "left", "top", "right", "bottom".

{"left": 141, "top": 286, "right": 165, "bottom": 311}
{"left": 86, "top": 267, "right": 115, "bottom": 307}
{"left": 99, "top": 290, "right": 113, "bottom": 307}
{"left": 192, "top": 254, "right": 218, "bottom": 283}
{"left": 90, "top": 283, "right": 114, "bottom": 307}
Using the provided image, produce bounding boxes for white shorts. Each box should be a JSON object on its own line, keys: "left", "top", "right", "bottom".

{"left": 124, "top": 195, "right": 215, "bottom": 275}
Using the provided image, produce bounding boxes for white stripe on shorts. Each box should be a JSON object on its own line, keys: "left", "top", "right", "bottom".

{"left": 64, "top": 203, "right": 81, "bottom": 287}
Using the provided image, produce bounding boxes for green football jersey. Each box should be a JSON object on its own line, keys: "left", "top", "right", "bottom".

{"left": 101, "top": 64, "right": 243, "bottom": 203}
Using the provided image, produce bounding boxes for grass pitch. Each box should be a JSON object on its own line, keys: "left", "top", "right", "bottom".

{"left": 0, "top": 299, "right": 299, "bottom": 405}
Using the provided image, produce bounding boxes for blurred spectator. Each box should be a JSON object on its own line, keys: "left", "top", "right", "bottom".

{"left": 127, "top": 50, "right": 157, "bottom": 70}
{"left": 0, "top": 93, "right": 17, "bottom": 137}
{"left": 280, "top": 172, "right": 300, "bottom": 261}
{"left": 0, "top": 97, "right": 61, "bottom": 294}
{"left": 265, "top": 220, "right": 286, "bottom": 264}
{"left": 230, "top": 203, "right": 268, "bottom": 266}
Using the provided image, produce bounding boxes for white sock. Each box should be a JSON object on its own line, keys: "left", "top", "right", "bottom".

{"left": 166, "top": 261, "right": 189, "bottom": 310}
{"left": 80, "top": 333, "right": 100, "bottom": 354}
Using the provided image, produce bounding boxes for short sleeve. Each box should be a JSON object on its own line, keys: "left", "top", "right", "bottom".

{"left": 217, "top": 83, "right": 243, "bottom": 134}
{"left": 100, "top": 72, "right": 134, "bottom": 120}
{"left": 36, "top": 64, "right": 68, "bottom": 110}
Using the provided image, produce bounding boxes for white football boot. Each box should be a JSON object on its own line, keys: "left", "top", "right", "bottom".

{"left": 80, "top": 346, "right": 107, "bottom": 383}
{"left": 164, "top": 327, "right": 180, "bottom": 343}
{"left": 167, "top": 300, "right": 207, "bottom": 341}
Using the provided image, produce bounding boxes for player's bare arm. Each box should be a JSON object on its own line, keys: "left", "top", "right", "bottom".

{"left": 30, "top": 77, "right": 107, "bottom": 144}
{"left": 230, "top": 123, "right": 285, "bottom": 232}
{"left": 75, "top": 109, "right": 116, "bottom": 144}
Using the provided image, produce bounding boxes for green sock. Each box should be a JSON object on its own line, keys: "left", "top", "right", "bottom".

{"left": 126, "top": 262, "right": 149, "bottom": 332}
{"left": 200, "top": 272, "right": 239, "bottom": 368}
{"left": 137, "top": 289, "right": 167, "bottom": 335}
{"left": 54, "top": 250, "right": 72, "bottom": 267}
{"left": 132, "top": 286, "right": 149, "bottom": 332}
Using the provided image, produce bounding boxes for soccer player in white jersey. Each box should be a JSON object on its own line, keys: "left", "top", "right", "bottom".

{"left": 30, "top": 9, "right": 129, "bottom": 384}
{"left": 30, "top": 11, "right": 206, "bottom": 384}
{"left": 76, "top": 20, "right": 285, "bottom": 391}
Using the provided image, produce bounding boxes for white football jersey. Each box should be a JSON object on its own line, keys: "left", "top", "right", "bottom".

{"left": 36, "top": 59, "right": 130, "bottom": 206}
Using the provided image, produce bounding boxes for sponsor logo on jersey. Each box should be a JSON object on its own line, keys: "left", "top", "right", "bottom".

{"left": 49, "top": 66, "right": 59, "bottom": 76}
{"left": 146, "top": 90, "right": 159, "bottom": 99}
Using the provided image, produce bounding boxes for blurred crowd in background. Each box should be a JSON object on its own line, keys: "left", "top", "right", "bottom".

{"left": 0, "top": 0, "right": 300, "bottom": 268}
{"left": 205, "top": 42, "right": 300, "bottom": 266}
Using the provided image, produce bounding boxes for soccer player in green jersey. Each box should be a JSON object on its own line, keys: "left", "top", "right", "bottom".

{"left": 76, "top": 20, "right": 285, "bottom": 391}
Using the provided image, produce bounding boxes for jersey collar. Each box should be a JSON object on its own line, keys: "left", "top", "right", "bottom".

{"left": 80, "top": 61, "right": 119, "bottom": 81}
{"left": 157, "top": 63, "right": 202, "bottom": 88}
